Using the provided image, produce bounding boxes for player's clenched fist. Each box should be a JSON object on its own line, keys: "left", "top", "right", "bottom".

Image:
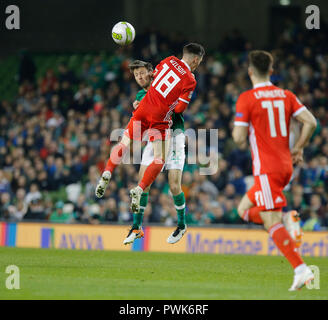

{"left": 133, "top": 100, "right": 140, "bottom": 110}
{"left": 291, "top": 147, "right": 304, "bottom": 165}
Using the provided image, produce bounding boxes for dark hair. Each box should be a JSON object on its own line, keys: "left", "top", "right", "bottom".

{"left": 248, "top": 50, "right": 274, "bottom": 76}
{"left": 129, "top": 60, "right": 153, "bottom": 73}
{"left": 183, "top": 43, "right": 205, "bottom": 57}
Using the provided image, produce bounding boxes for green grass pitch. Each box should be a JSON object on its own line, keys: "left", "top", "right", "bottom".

{"left": 0, "top": 247, "right": 327, "bottom": 300}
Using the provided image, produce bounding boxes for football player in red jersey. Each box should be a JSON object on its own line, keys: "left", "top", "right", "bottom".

{"left": 95, "top": 44, "right": 204, "bottom": 212}
{"left": 232, "top": 50, "right": 317, "bottom": 291}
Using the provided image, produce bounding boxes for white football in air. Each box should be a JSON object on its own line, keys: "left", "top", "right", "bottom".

{"left": 112, "top": 22, "right": 135, "bottom": 45}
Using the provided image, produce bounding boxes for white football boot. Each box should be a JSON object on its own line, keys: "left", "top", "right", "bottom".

{"left": 123, "top": 227, "right": 144, "bottom": 245}
{"left": 167, "top": 226, "right": 187, "bottom": 244}
{"left": 289, "top": 265, "right": 314, "bottom": 291}
{"left": 95, "top": 171, "right": 111, "bottom": 198}
{"left": 283, "top": 211, "right": 303, "bottom": 249}
{"left": 130, "top": 186, "right": 143, "bottom": 213}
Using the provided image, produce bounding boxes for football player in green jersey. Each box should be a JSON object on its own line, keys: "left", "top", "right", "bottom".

{"left": 123, "top": 60, "right": 188, "bottom": 245}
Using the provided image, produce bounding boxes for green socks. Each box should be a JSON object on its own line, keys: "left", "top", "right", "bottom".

{"left": 132, "top": 192, "right": 186, "bottom": 229}
{"left": 173, "top": 192, "right": 186, "bottom": 229}
{"left": 132, "top": 193, "right": 149, "bottom": 229}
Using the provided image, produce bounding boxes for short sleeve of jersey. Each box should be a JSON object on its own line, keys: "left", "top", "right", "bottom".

{"left": 234, "top": 92, "right": 251, "bottom": 127}
{"left": 178, "top": 76, "right": 197, "bottom": 105}
{"left": 286, "top": 90, "right": 307, "bottom": 117}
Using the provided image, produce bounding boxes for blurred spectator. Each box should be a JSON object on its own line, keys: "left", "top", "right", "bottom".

{"left": 103, "top": 198, "right": 119, "bottom": 222}
{"left": 213, "top": 205, "right": 225, "bottom": 224}
{"left": 24, "top": 198, "right": 46, "bottom": 220}
{"left": 58, "top": 63, "right": 76, "bottom": 85}
{"left": 309, "top": 194, "right": 326, "bottom": 220}
{"left": 40, "top": 69, "right": 58, "bottom": 95}
{"left": 0, "top": 170, "right": 10, "bottom": 193}
{"left": 301, "top": 210, "right": 321, "bottom": 231}
{"left": 49, "top": 201, "right": 74, "bottom": 223}
{"left": 73, "top": 194, "right": 88, "bottom": 222}
{"left": 0, "top": 192, "right": 11, "bottom": 219}
{"left": 25, "top": 183, "right": 42, "bottom": 205}
{"left": 230, "top": 167, "right": 247, "bottom": 196}
{"left": 8, "top": 188, "right": 28, "bottom": 221}
{"left": 85, "top": 166, "right": 100, "bottom": 201}
{"left": 118, "top": 202, "right": 131, "bottom": 223}
{"left": 88, "top": 203, "right": 103, "bottom": 225}
{"left": 223, "top": 199, "right": 241, "bottom": 224}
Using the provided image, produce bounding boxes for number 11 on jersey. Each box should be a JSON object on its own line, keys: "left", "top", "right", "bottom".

{"left": 261, "top": 100, "right": 287, "bottom": 138}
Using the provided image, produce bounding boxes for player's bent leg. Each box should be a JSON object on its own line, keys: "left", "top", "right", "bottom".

{"left": 132, "top": 165, "right": 151, "bottom": 230}
{"left": 95, "top": 135, "right": 131, "bottom": 198}
{"left": 245, "top": 173, "right": 302, "bottom": 240}
{"left": 237, "top": 194, "right": 253, "bottom": 218}
{"left": 283, "top": 211, "right": 303, "bottom": 249}
{"left": 136, "top": 139, "right": 168, "bottom": 191}
{"left": 168, "top": 169, "right": 183, "bottom": 196}
{"left": 260, "top": 210, "right": 282, "bottom": 231}
{"left": 124, "top": 165, "right": 151, "bottom": 245}
{"left": 155, "top": 138, "right": 171, "bottom": 161}
{"left": 237, "top": 194, "right": 262, "bottom": 223}
{"left": 244, "top": 207, "right": 264, "bottom": 225}
{"left": 130, "top": 135, "right": 169, "bottom": 213}
{"left": 104, "top": 134, "right": 132, "bottom": 173}
{"left": 239, "top": 181, "right": 312, "bottom": 290}
{"left": 261, "top": 210, "right": 314, "bottom": 290}
{"left": 155, "top": 139, "right": 170, "bottom": 164}
{"left": 167, "top": 169, "right": 187, "bottom": 244}
{"left": 138, "top": 165, "right": 152, "bottom": 194}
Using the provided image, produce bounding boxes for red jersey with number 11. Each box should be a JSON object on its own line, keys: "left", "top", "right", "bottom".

{"left": 234, "top": 82, "right": 307, "bottom": 176}
{"left": 135, "top": 56, "right": 197, "bottom": 123}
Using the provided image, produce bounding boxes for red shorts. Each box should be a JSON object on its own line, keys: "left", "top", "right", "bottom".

{"left": 247, "top": 171, "right": 292, "bottom": 211}
{"left": 124, "top": 116, "right": 170, "bottom": 142}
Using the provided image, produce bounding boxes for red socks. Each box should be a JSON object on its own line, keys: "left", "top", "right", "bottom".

{"left": 242, "top": 207, "right": 264, "bottom": 225}
{"left": 139, "top": 158, "right": 165, "bottom": 190}
{"left": 269, "top": 223, "right": 304, "bottom": 269}
{"left": 105, "top": 143, "right": 128, "bottom": 173}
{"left": 243, "top": 209, "right": 303, "bottom": 270}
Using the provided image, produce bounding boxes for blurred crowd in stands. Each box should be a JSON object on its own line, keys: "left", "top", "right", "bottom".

{"left": 0, "top": 22, "right": 327, "bottom": 230}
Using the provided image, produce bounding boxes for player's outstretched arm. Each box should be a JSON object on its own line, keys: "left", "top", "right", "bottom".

{"left": 291, "top": 108, "right": 317, "bottom": 165}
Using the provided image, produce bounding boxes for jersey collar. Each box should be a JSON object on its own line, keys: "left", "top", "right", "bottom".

{"left": 253, "top": 81, "right": 273, "bottom": 89}
{"left": 181, "top": 59, "right": 191, "bottom": 71}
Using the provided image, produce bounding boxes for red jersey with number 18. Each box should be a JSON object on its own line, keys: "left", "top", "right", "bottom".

{"left": 134, "top": 56, "right": 197, "bottom": 124}
{"left": 234, "top": 82, "right": 307, "bottom": 176}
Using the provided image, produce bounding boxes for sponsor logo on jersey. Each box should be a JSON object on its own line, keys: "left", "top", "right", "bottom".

{"left": 275, "top": 196, "right": 284, "bottom": 204}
